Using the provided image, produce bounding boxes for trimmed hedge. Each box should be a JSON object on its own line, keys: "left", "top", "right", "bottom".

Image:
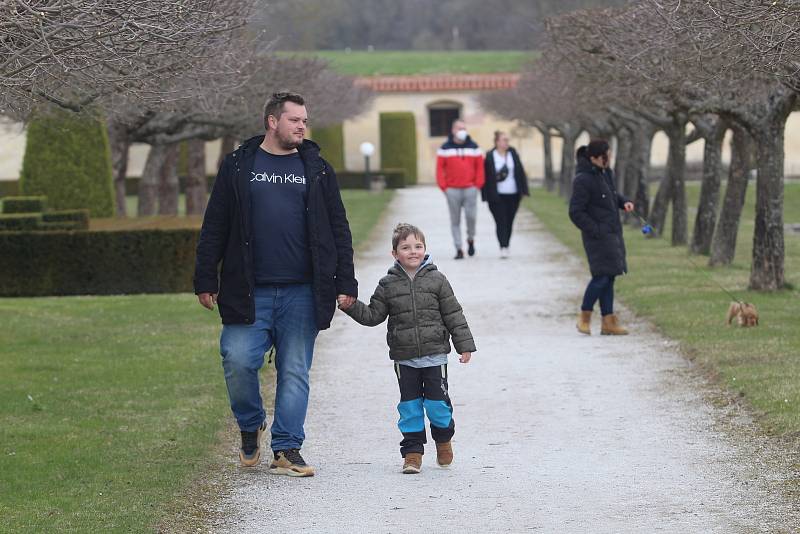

{"left": 20, "top": 109, "right": 115, "bottom": 217}
{"left": 2, "top": 196, "right": 47, "bottom": 214}
{"left": 0, "top": 213, "right": 42, "bottom": 231}
{"left": 336, "top": 168, "right": 406, "bottom": 189}
{"left": 42, "top": 209, "right": 90, "bottom": 230}
{"left": 312, "top": 124, "right": 346, "bottom": 171}
{"left": 379, "top": 112, "right": 418, "bottom": 185}
{"left": 0, "top": 229, "right": 198, "bottom": 296}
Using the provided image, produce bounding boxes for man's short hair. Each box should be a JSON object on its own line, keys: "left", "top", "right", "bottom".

{"left": 392, "top": 223, "right": 426, "bottom": 251}
{"left": 263, "top": 92, "right": 305, "bottom": 128}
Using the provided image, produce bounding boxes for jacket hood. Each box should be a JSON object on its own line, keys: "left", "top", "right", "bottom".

{"left": 575, "top": 156, "right": 601, "bottom": 175}
{"left": 236, "top": 135, "right": 321, "bottom": 158}
{"left": 388, "top": 254, "right": 437, "bottom": 277}
{"left": 443, "top": 134, "right": 479, "bottom": 150}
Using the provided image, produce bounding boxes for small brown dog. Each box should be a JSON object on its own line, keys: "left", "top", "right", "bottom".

{"left": 726, "top": 301, "right": 759, "bottom": 327}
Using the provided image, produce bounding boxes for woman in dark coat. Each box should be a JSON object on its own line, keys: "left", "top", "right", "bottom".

{"left": 482, "top": 130, "right": 530, "bottom": 258}
{"left": 569, "top": 139, "right": 634, "bottom": 335}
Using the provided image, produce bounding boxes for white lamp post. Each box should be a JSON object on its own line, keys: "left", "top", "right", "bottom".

{"left": 359, "top": 141, "right": 375, "bottom": 190}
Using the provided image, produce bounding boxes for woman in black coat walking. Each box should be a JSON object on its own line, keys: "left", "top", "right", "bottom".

{"left": 569, "top": 139, "right": 634, "bottom": 335}
{"left": 482, "top": 130, "right": 529, "bottom": 258}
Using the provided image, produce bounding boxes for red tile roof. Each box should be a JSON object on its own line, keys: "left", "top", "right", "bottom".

{"left": 354, "top": 73, "right": 520, "bottom": 93}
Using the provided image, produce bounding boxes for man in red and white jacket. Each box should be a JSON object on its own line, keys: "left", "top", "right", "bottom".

{"left": 436, "top": 119, "right": 485, "bottom": 259}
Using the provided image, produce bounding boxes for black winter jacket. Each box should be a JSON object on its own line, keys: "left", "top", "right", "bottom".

{"left": 481, "top": 147, "right": 529, "bottom": 203}
{"left": 343, "top": 259, "right": 476, "bottom": 361}
{"left": 568, "top": 157, "right": 629, "bottom": 277}
{"left": 193, "top": 136, "right": 357, "bottom": 329}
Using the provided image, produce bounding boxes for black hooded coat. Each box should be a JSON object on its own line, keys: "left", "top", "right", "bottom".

{"left": 568, "top": 157, "right": 629, "bottom": 277}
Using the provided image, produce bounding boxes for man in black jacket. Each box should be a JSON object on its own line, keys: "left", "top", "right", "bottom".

{"left": 194, "top": 92, "right": 357, "bottom": 476}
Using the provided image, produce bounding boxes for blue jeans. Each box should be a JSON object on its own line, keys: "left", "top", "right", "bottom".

{"left": 220, "top": 284, "right": 318, "bottom": 451}
{"left": 581, "top": 275, "right": 616, "bottom": 316}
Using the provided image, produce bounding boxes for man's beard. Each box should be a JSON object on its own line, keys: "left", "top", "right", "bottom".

{"left": 277, "top": 129, "right": 302, "bottom": 150}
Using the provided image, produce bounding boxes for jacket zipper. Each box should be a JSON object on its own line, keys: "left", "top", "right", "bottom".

{"left": 405, "top": 270, "right": 422, "bottom": 357}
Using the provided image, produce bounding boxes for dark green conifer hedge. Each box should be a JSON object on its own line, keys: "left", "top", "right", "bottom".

{"left": 20, "top": 109, "right": 114, "bottom": 217}
{"left": 379, "top": 112, "right": 418, "bottom": 185}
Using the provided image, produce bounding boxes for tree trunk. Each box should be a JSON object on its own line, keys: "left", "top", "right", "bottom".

{"left": 539, "top": 127, "right": 555, "bottom": 192}
{"left": 217, "top": 134, "right": 236, "bottom": 172}
{"left": 626, "top": 123, "right": 655, "bottom": 222}
{"left": 749, "top": 118, "right": 789, "bottom": 289}
{"left": 158, "top": 143, "right": 180, "bottom": 215}
{"left": 710, "top": 125, "right": 752, "bottom": 267}
{"left": 138, "top": 144, "right": 168, "bottom": 216}
{"left": 613, "top": 128, "right": 632, "bottom": 195}
{"left": 667, "top": 119, "right": 689, "bottom": 246}
{"left": 690, "top": 119, "right": 727, "bottom": 255}
{"left": 185, "top": 139, "right": 208, "bottom": 216}
{"left": 107, "top": 120, "right": 130, "bottom": 217}
{"left": 558, "top": 127, "right": 579, "bottom": 199}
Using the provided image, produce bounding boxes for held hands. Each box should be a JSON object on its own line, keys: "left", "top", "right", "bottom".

{"left": 197, "top": 292, "right": 217, "bottom": 310}
{"left": 337, "top": 294, "right": 355, "bottom": 310}
{"left": 623, "top": 201, "right": 634, "bottom": 213}
{"left": 459, "top": 352, "right": 472, "bottom": 364}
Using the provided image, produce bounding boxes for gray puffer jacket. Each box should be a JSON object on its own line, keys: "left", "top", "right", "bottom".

{"left": 344, "top": 257, "right": 476, "bottom": 360}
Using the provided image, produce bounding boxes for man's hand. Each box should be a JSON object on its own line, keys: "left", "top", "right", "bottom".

{"left": 198, "top": 292, "right": 218, "bottom": 310}
{"left": 623, "top": 201, "right": 634, "bottom": 213}
{"left": 459, "top": 352, "right": 472, "bottom": 364}
{"left": 337, "top": 294, "right": 355, "bottom": 310}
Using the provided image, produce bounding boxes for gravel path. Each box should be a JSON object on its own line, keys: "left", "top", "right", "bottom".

{"left": 211, "top": 187, "right": 798, "bottom": 533}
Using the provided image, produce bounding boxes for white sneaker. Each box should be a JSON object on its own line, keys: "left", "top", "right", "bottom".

{"left": 500, "top": 248, "right": 509, "bottom": 259}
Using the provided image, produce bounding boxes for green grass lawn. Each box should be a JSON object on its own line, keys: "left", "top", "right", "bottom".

{"left": 279, "top": 50, "right": 537, "bottom": 76}
{"left": 0, "top": 189, "right": 393, "bottom": 532}
{"left": 526, "top": 183, "right": 800, "bottom": 435}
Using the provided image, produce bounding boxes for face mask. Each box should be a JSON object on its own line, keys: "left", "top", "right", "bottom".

{"left": 455, "top": 129, "right": 468, "bottom": 141}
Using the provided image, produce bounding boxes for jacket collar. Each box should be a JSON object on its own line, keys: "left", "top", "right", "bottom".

{"left": 388, "top": 254, "right": 437, "bottom": 278}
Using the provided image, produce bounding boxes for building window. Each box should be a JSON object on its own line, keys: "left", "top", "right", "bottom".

{"left": 428, "top": 102, "right": 461, "bottom": 137}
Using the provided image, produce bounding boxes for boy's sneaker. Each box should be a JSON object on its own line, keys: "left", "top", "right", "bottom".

{"left": 239, "top": 421, "right": 266, "bottom": 467}
{"left": 454, "top": 249, "right": 464, "bottom": 260}
{"left": 402, "top": 452, "right": 422, "bottom": 474}
{"left": 436, "top": 441, "right": 453, "bottom": 467}
{"left": 467, "top": 239, "right": 475, "bottom": 256}
{"left": 269, "top": 448, "right": 315, "bottom": 477}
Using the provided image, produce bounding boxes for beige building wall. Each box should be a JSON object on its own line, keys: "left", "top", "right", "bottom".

{"left": 342, "top": 91, "right": 544, "bottom": 183}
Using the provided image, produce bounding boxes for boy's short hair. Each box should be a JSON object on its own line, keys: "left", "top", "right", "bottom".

{"left": 392, "top": 223, "right": 426, "bottom": 250}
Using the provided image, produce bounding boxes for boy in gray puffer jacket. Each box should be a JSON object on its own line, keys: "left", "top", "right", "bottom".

{"left": 338, "top": 223, "right": 476, "bottom": 474}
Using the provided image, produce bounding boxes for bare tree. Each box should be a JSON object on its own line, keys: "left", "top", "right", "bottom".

{"left": 0, "top": 0, "right": 253, "bottom": 118}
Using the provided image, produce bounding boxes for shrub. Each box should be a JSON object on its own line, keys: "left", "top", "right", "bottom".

{"left": 312, "top": 124, "right": 346, "bottom": 171}
{"left": 0, "top": 229, "right": 198, "bottom": 296}
{"left": 379, "top": 112, "right": 418, "bottom": 185}
{"left": 20, "top": 109, "right": 114, "bottom": 217}
{"left": 2, "top": 196, "right": 47, "bottom": 214}
{"left": 0, "top": 213, "right": 42, "bottom": 231}
{"left": 42, "top": 209, "right": 90, "bottom": 230}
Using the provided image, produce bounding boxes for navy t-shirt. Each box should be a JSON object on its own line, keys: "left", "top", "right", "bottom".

{"left": 250, "top": 148, "right": 312, "bottom": 285}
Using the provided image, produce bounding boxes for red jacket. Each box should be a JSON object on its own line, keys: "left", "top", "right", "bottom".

{"left": 436, "top": 135, "right": 485, "bottom": 190}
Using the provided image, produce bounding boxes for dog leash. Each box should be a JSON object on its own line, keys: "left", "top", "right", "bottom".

{"left": 630, "top": 210, "right": 745, "bottom": 304}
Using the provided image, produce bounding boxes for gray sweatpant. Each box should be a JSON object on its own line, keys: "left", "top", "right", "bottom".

{"left": 445, "top": 186, "right": 478, "bottom": 250}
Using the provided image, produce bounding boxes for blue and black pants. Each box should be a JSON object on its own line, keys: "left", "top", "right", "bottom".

{"left": 394, "top": 362, "right": 455, "bottom": 457}
{"left": 581, "top": 275, "right": 616, "bottom": 316}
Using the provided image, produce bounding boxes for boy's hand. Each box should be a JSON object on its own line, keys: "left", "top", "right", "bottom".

{"left": 459, "top": 352, "right": 471, "bottom": 363}
{"left": 197, "top": 292, "right": 217, "bottom": 310}
{"left": 337, "top": 294, "right": 355, "bottom": 310}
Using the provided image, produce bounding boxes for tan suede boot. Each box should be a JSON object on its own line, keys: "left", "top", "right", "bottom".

{"left": 402, "top": 452, "right": 422, "bottom": 474}
{"left": 576, "top": 310, "right": 592, "bottom": 335}
{"left": 435, "top": 441, "right": 453, "bottom": 467}
{"left": 601, "top": 314, "right": 629, "bottom": 335}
